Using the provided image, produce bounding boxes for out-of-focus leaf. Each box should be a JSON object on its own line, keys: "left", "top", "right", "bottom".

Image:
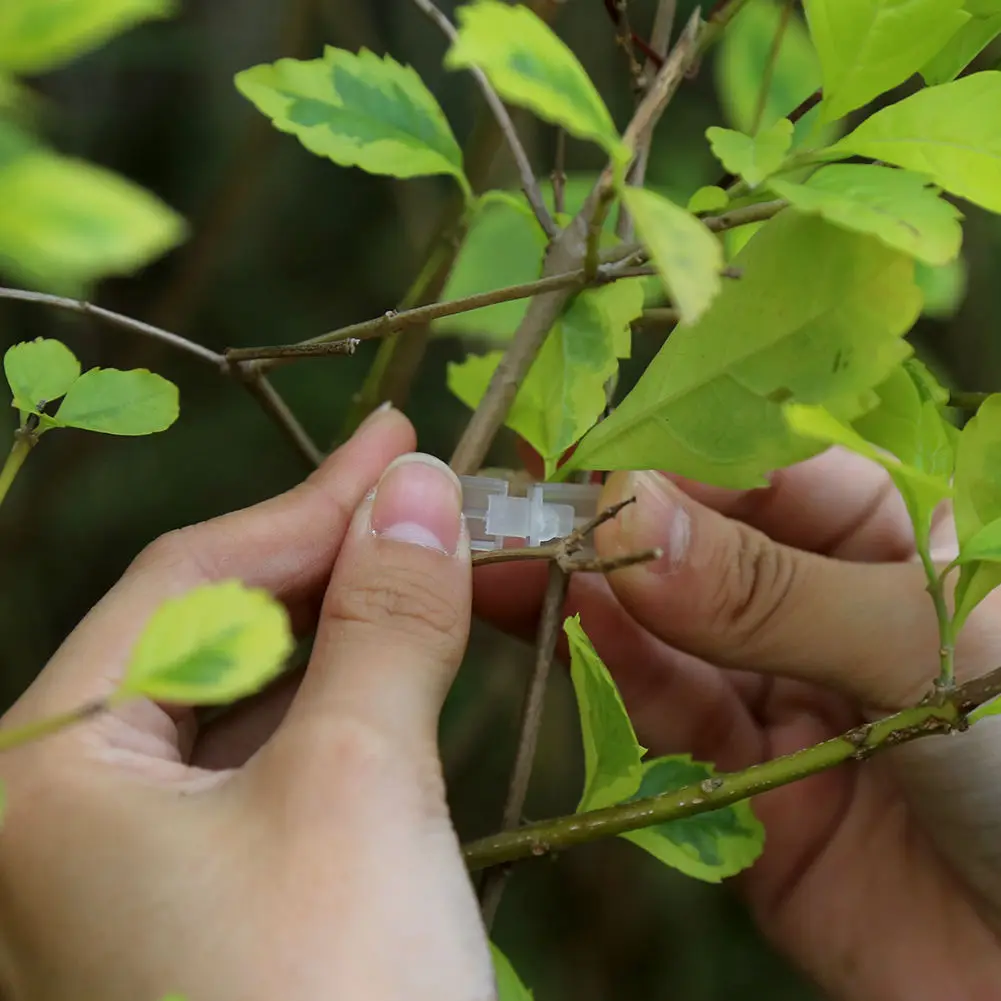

{"left": 491, "top": 943, "right": 533, "bottom": 1001}
{"left": 706, "top": 119, "right": 794, "bottom": 188}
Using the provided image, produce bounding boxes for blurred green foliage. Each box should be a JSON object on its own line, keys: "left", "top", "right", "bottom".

{"left": 2, "top": 1, "right": 1000, "bottom": 997}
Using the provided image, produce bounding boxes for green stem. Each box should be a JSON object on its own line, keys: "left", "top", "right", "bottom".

{"left": 0, "top": 699, "right": 107, "bottom": 753}
{"left": 919, "top": 545, "right": 956, "bottom": 690}
{"left": 0, "top": 433, "right": 34, "bottom": 509}
{"left": 463, "top": 663, "right": 1001, "bottom": 871}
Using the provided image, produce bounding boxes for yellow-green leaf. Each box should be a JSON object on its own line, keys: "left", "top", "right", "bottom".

{"left": 566, "top": 615, "right": 645, "bottom": 812}
{"left": 564, "top": 213, "right": 921, "bottom": 486}
{"left": 0, "top": 149, "right": 185, "bottom": 294}
{"left": 0, "top": 0, "right": 174, "bottom": 75}
{"left": 953, "top": 395, "right": 1001, "bottom": 630}
{"left": 621, "top": 755, "right": 764, "bottom": 883}
{"left": 769, "top": 165, "right": 963, "bottom": 265}
{"left": 687, "top": 185, "right": 729, "bottom": 214}
{"left": 53, "top": 368, "right": 178, "bottom": 436}
{"left": 922, "top": 10, "right": 1001, "bottom": 84}
{"left": 235, "top": 48, "right": 468, "bottom": 194}
{"left": 3, "top": 338, "right": 80, "bottom": 413}
{"left": 491, "top": 943, "right": 533, "bottom": 1001}
{"left": 120, "top": 581, "right": 294, "bottom": 705}
{"left": 706, "top": 119, "right": 794, "bottom": 188}
{"left": 831, "top": 72, "right": 1001, "bottom": 214}
{"left": 915, "top": 256, "right": 968, "bottom": 318}
{"left": 623, "top": 186, "right": 723, "bottom": 325}
{"left": 803, "top": 0, "right": 967, "bottom": 121}
{"left": 446, "top": 0, "right": 625, "bottom": 161}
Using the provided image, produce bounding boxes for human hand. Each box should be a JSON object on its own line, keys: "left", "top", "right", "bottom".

{"left": 0, "top": 406, "right": 493, "bottom": 1001}
{"left": 474, "top": 449, "right": 1001, "bottom": 1001}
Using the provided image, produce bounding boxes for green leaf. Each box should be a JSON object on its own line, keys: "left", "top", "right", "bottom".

{"left": 435, "top": 193, "right": 547, "bottom": 340}
{"left": 564, "top": 213, "right": 921, "bottom": 486}
{"left": 769, "top": 165, "right": 963, "bottom": 265}
{"left": 0, "top": 149, "right": 185, "bottom": 294}
{"left": 448, "top": 281, "right": 641, "bottom": 476}
{"left": 0, "top": 0, "right": 174, "bottom": 75}
{"left": 565, "top": 615, "right": 645, "bottom": 812}
{"left": 235, "top": 47, "right": 468, "bottom": 194}
{"left": 120, "top": 580, "right": 294, "bottom": 704}
{"left": 687, "top": 185, "right": 729, "bottom": 214}
{"left": 831, "top": 72, "right": 1001, "bottom": 215}
{"left": 955, "top": 517, "right": 1001, "bottom": 562}
{"left": 53, "top": 368, "right": 178, "bottom": 436}
{"left": 803, "top": 0, "right": 968, "bottom": 121}
{"left": 787, "top": 400, "right": 952, "bottom": 547}
{"left": 706, "top": 119, "right": 794, "bottom": 188}
{"left": 915, "top": 256, "right": 968, "bottom": 318}
{"left": 922, "top": 10, "right": 1001, "bottom": 84}
{"left": 716, "top": 0, "right": 828, "bottom": 143}
{"left": 952, "top": 395, "right": 1001, "bottom": 630}
{"left": 446, "top": 0, "right": 625, "bottom": 161}
{"left": 621, "top": 756, "right": 765, "bottom": 882}
{"left": 3, "top": 338, "right": 80, "bottom": 413}
{"left": 623, "top": 187, "right": 724, "bottom": 325}
{"left": 491, "top": 943, "right": 533, "bottom": 1001}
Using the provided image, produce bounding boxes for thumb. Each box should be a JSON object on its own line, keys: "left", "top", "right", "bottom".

{"left": 595, "top": 470, "right": 941, "bottom": 708}
{"left": 274, "top": 452, "right": 471, "bottom": 756}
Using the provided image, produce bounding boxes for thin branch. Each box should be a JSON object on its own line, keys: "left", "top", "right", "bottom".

{"left": 232, "top": 370, "right": 325, "bottom": 468}
{"left": 609, "top": 0, "right": 646, "bottom": 93}
{"left": 704, "top": 199, "right": 787, "bottom": 232}
{"left": 789, "top": 88, "right": 823, "bottom": 125}
{"left": 463, "top": 663, "right": 1001, "bottom": 871}
{"left": 411, "top": 0, "right": 558, "bottom": 239}
{"left": 750, "top": 0, "right": 793, "bottom": 134}
{"left": 552, "top": 129, "right": 567, "bottom": 217}
{"left": 949, "top": 391, "right": 990, "bottom": 410}
{"left": 0, "top": 287, "right": 225, "bottom": 367}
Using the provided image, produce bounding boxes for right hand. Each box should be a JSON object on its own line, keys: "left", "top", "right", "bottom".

{"left": 475, "top": 448, "right": 1001, "bottom": 1001}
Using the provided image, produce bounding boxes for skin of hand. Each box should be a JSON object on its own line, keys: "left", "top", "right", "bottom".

{"left": 473, "top": 451, "right": 1001, "bottom": 1001}
{"left": 0, "top": 405, "right": 495, "bottom": 1001}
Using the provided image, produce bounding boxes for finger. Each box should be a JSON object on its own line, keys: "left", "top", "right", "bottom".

{"left": 666, "top": 447, "right": 914, "bottom": 562}
{"left": 16, "top": 406, "right": 415, "bottom": 719}
{"left": 594, "top": 469, "right": 941, "bottom": 708}
{"left": 273, "top": 452, "right": 471, "bottom": 759}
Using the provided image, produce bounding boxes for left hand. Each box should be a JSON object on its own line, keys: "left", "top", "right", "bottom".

{"left": 0, "top": 405, "right": 494, "bottom": 1001}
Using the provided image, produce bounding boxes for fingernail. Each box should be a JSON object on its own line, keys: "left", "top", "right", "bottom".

{"left": 613, "top": 471, "right": 691, "bottom": 573}
{"left": 356, "top": 400, "right": 395, "bottom": 435}
{"left": 371, "top": 453, "right": 462, "bottom": 555}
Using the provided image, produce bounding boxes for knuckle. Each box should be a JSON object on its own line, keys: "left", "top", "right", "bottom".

{"left": 705, "top": 524, "right": 798, "bottom": 651}
{"left": 129, "top": 527, "right": 205, "bottom": 579}
{"left": 330, "top": 563, "right": 464, "bottom": 648}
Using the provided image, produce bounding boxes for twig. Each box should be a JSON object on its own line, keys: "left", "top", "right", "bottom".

{"left": 463, "top": 663, "right": 1001, "bottom": 870}
{"left": 609, "top": 0, "right": 645, "bottom": 93}
{"left": 789, "top": 88, "right": 823, "bottom": 125}
{"left": 552, "top": 129, "right": 567, "bottom": 217}
{"left": 411, "top": 0, "right": 558, "bottom": 239}
{"left": 703, "top": 199, "right": 787, "bottom": 232}
{"left": 750, "top": 0, "right": 793, "bottom": 134}
{"left": 238, "top": 371, "right": 325, "bottom": 467}
{"left": 0, "top": 287, "right": 225, "bottom": 367}
{"left": 949, "top": 391, "right": 990, "bottom": 410}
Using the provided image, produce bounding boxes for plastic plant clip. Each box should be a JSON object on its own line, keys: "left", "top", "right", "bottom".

{"left": 459, "top": 475, "right": 601, "bottom": 553}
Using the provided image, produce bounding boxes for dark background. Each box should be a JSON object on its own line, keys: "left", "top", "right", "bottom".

{"left": 1, "top": 2, "right": 999, "bottom": 997}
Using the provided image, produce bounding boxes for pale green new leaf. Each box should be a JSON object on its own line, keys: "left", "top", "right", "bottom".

{"left": 491, "top": 944, "right": 533, "bottom": 1001}
{"left": 235, "top": 48, "right": 468, "bottom": 193}
{"left": 566, "top": 615, "right": 645, "bottom": 812}
{"left": 952, "top": 395, "right": 1001, "bottom": 630}
{"left": 706, "top": 119, "right": 794, "bottom": 188}
{"left": 120, "top": 580, "right": 294, "bottom": 704}
{"left": 803, "top": 0, "right": 967, "bottom": 121}
{"left": 787, "top": 401, "right": 952, "bottom": 547}
{"left": 0, "top": 0, "right": 173, "bottom": 75}
{"left": 4, "top": 338, "right": 80, "bottom": 413}
{"left": 687, "top": 186, "right": 729, "bottom": 214}
{"left": 621, "top": 756, "right": 764, "bottom": 882}
{"left": 446, "top": 0, "right": 625, "bottom": 161}
{"left": 922, "top": 10, "right": 1001, "bottom": 84}
{"left": 447, "top": 280, "right": 641, "bottom": 476}
{"left": 624, "top": 187, "right": 723, "bottom": 325}
{"left": 769, "top": 165, "right": 963, "bottom": 265}
{"left": 716, "top": 0, "right": 830, "bottom": 144}
{"left": 832, "top": 72, "right": 1001, "bottom": 214}
{"left": 0, "top": 150, "right": 185, "bottom": 294}
{"left": 54, "top": 368, "right": 178, "bottom": 435}
{"left": 916, "top": 256, "right": 968, "bottom": 317}
{"left": 564, "top": 213, "right": 922, "bottom": 486}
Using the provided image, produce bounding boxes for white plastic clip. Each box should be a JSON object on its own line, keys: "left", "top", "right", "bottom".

{"left": 459, "top": 475, "right": 601, "bottom": 553}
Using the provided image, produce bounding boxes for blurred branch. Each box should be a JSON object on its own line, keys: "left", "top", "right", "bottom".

{"left": 949, "top": 391, "right": 991, "bottom": 410}
{"left": 410, "top": 0, "right": 558, "bottom": 238}
{"left": 464, "top": 664, "right": 1001, "bottom": 871}
{"left": 0, "top": 287, "right": 324, "bottom": 469}
{"left": 751, "top": 0, "right": 793, "bottom": 134}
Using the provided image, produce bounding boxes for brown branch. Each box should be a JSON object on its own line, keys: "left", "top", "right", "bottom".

{"left": 236, "top": 370, "right": 325, "bottom": 467}
{"left": 463, "top": 663, "right": 1001, "bottom": 871}
{"left": 612, "top": 0, "right": 645, "bottom": 93}
{"left": 410, "top": 0, "right": 557, "bottom": 239}
{"left": 552, "top": 129, "right": 567, "bottom": 217}
{"left": 704, "top": 199, "right": 787, "bottom": 232}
